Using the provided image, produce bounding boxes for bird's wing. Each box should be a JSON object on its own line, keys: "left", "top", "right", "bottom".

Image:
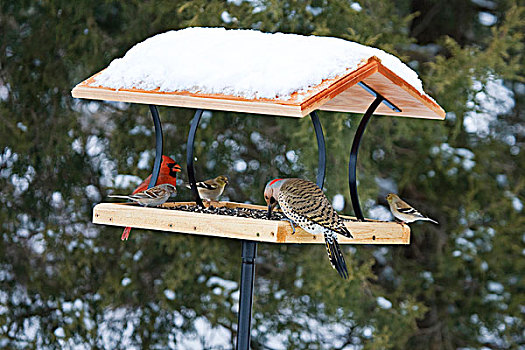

{"left": 280, "top": 179, "right": 352, "bottom": 238}
{"left": 397, "top": 206, "right": 427, "bottom": 218}
{"left": 185, "top": 181, "right": 218, "bottom": 190}
{"left": 130, "top": 187, "right": 165, "bottom": 199}
{"left": 196, "top": 181, "right": 218, "bottom": 190}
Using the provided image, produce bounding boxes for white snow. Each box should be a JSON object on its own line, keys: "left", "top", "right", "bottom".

{"left": 206, "top": 276, "right": 238, "bottom": 291}
{"left": 233, "top": 159, "right": 247, "bottom": 172}
{"left": 368, "top": 204, "right": 393, "bottom": 221}
{"left": 221, "top": 10, "right": 233, "bottom": 23}
{"left": 332, "top": 194, "right": 345, "bottom": 211}
{"left": 350, "top": 2, "right": 363, "bottom": 11}
{"left": 163, "top": 289, "right": 176, "bottom": 300}
{"left": 362, "top": 326, "right": 373, "bottom": 337}
{"left": 479, "top": 12, "right": 497, "bottom": 26}
{"left": 51, "top": 191, "right": 64, "bottom": 209}
{"left": 91, "top": 27, "right": 428, "bottom": 100}
{"left": 0, "top": 83, "right": 9, "bottom": 101}
{"left": 504, "top": 191, "right": 523, "bottom": 212}
{"left": 16, "top": 122, "right": 27, "bottom": 132}
{"left": 85, "top": 184, "right": 101, "bottom": 202}
{"left": 487, "top": 281, "right": 504, "bottom": 293}
{"left": 376, "top": 296, "right": 392, "bottom": 309}
{"left": 512, "top": 197, "right": 523, "bottom": 212}
{"left": 137, "top": 150, "right": 151, "bottom": 169}
{"left": 464, "top": 77, "right": 514, "bottom": 137}
{"left": 54, "top": 327, "right": 65, "bottom": 338}
{"left": 114, "top": 174, "right": 142, "bottom": 189}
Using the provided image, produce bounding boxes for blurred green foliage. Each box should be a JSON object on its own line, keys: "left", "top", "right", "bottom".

{"left": 0, "top": 0, "right": 523, "bottom": 348}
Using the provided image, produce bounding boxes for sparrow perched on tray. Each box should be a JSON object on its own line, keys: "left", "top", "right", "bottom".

{"left": 386, "top": 193, "right": 438, "bottom": 224}
{"left": 110, "top": 183, "right": 177, "bottom": 207}
{"left": 119, "top": 155, "right": 181, "bottom": 241}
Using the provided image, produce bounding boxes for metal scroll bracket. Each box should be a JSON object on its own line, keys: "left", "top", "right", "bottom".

{"left": 349, "top": 83, "right": 401, "bottom": 221}
{"left": 310, "top": 110, "right": 326, "bottom": 189}
{"left": 186, "top": 109, "right": 205, "bottom": 207}
{"left": 149, "top": 105, "right": 163, "bottom": 189}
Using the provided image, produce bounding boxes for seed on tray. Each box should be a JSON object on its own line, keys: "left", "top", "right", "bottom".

{"left": 166, "top": 204, "right": 286, "bottom": 220}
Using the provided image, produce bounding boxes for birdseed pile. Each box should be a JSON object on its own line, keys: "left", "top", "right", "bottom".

{"left": 165, "top": 203, "right": 358, "bottom": 222}
{"left": 167, "top": 204, "right": 287, "bottom": 220}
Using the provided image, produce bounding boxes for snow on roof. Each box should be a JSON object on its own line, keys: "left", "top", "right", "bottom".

{"left": 91, "top": 27, "right": 426, "bottom": 101}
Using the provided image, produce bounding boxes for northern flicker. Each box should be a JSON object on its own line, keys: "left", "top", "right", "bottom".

{"left": 386, "top": 193, "right": 438, "bottom": 224}
{"left": 264, "top": 178, "right": 353, "bottom": 279}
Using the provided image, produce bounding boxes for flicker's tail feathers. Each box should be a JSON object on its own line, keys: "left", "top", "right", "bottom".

{"left": 324, "top": 233, "right": 348, "bottom": 279}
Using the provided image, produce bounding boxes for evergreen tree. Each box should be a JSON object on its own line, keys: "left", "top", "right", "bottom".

{"left": 0, "top": 0, "right": 523, "bottom": 348}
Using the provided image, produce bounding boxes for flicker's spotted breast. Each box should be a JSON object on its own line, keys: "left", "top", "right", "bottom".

{"left": 277, "top": 178, "right": 352, "bottom": 238}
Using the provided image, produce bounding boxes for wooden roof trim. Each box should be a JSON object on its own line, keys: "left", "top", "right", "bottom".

{"left": 72, "top": 83, "right": 303, "bottom": 117}
{"left": 376, "top": 63, "right": 446, "bottom": 119}
{"left": 299, "top": 57, "right": 379, "bottom": 116}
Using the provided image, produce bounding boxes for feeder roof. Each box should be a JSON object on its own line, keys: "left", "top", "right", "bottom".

{"left": 72, "top": 27, "right": 445, "bottom": 119}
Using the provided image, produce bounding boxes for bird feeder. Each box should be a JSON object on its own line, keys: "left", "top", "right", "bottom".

{"left": 72, "top": 28, "right": 444, "bottom": 349}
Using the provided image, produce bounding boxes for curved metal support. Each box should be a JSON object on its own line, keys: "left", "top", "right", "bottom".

{"left": 149, "top": 105, "right": 163, "bottom": 189}
{"left": 348, "top": 96, "right": 383, "bottom": 221}
{"left": 310, "top": 111, "right": 326, "bottom": 189}
{"left": 186, "top": 109, "right": 204, "bottom": 207}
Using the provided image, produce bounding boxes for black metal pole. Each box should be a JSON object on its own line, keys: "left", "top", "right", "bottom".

{"left": 348, "top": 97, "right": 383, "bottom": 221}
{"left": 236, "top": 241, "right": 257, "bottom": 350}
{"left": 149, "top": 105, "right": 163, "bottom": 189}
{"left": 186, "top": 109, "right": 204, "bottom": 207}
{"left": 310, "top": 111, "right": 326, "bottom": 189}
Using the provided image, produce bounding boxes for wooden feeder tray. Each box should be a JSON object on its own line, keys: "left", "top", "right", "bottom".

{"left": 93, "top": 201, "right": 410, "bottom": 245}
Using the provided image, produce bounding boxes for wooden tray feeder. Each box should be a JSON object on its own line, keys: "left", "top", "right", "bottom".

{"left": 72, "top": 28, "right": 444, "bottom": 349}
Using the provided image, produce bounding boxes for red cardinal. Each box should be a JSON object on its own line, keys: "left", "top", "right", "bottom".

{"left": 121, "top": 155, "right": 181, "bottom": 240}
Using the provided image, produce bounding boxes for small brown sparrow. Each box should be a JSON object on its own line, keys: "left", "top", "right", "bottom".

{"left": 110, "top": 183, "right": 176, "bottom": 207}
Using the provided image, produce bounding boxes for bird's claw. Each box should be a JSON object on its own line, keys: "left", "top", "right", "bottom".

{"left": 281, "top": 218, "right": 296, "bottom": 234}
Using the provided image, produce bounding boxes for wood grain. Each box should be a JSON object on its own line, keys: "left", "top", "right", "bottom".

{"left": 93, "top": 202, "right": 410, "bottom": 245}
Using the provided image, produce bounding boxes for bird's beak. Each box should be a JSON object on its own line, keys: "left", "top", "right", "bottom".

{"left": 167, "top": 163, "right": 182, "bottom": 172}
{"left": 267, "top": 197, "right": 276, "bottom": 219}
